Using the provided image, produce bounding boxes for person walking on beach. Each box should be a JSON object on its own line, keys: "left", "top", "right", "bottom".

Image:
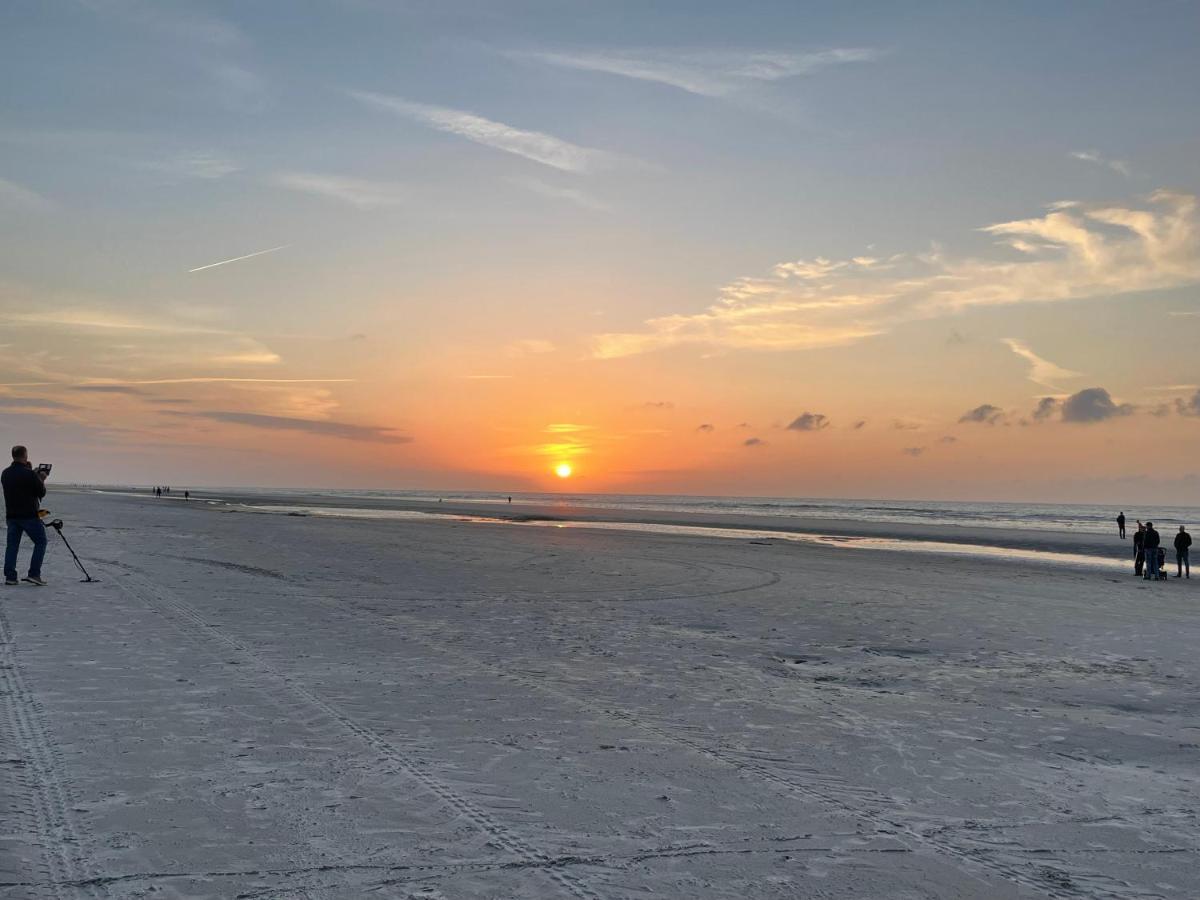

{"left": 1174, "top": 526, "right": 1191, "bottom": 579}
{"left": 2, "top": 445, "right": 49, "bottom": 587}
{"left": 1143, "top": 521, "right": 1162, "bottom": 580}
{"left": 1133, "top": 522, "right": 1146, "bottom": 576}
{"left": 1117, "top": 511, "right": 1126, "bottom": 539}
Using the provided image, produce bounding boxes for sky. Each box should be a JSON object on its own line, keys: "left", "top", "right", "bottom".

{"left": 2, "top": 0, "right": 1199, "bottom": 502}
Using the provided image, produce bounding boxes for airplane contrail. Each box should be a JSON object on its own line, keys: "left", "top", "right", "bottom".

{"left": 188, "top": 244, "right": 289, "bottom": 273}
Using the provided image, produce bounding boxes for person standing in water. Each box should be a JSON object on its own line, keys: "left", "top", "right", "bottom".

{"left": 1174, "top": 526, "right": 1191, "bottom": 579}
{"left": 1117, "top": 511, "right": 1126, "bottom": 539}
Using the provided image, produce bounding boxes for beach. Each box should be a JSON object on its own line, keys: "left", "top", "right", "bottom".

{"left": 2, "top": 489, "right": 1198, "bottom": 899}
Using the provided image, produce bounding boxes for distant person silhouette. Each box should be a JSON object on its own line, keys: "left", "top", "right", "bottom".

{"left": 1133, "top": 522, "right": 1146, "bottom": 576}
{"left": 184, "top": 490, "right": 190, "bottom": 501}
{"left": 155, "top": 486, "right": 161, "bottom": 498}
{"left": 1174, "top": 526, "right": 1191, "bottom": 579}
{"left": 1143, "top": 521, "right": 1161, "bottom": 580}
{"left": 1117, "top": 511, "right": 1126, "bottom": 539}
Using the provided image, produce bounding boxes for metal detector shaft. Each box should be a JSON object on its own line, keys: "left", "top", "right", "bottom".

{"left": 47, "top": 520, "right": 98, "bottom": 583}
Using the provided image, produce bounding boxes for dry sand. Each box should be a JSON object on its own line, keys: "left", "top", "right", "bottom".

{"left": 2, "top": 490, "right": 1198, "bottom": 899}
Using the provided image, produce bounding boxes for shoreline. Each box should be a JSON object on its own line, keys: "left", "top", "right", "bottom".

{"left": 76, "top": 485, "right": 1149, "bottom": 566}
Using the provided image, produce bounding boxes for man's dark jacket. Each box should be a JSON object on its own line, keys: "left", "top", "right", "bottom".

{"left": 2, "top": 463, "right": 45, "bottom": 520}
{"left": 1144, "top": 527, "right": 1161, "bottom": 550}
{"left": 1176, "top": 531, "right": 1193, "bottom": 553}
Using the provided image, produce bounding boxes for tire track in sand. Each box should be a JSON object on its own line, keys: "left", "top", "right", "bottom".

{"left": 325, "top": 598, "right": 1161, "bottom": 900}
{"left": 0, "top": 604, "right": 106, "bottom": 900}
{"left": 113, "top": 545, "right": 1159, "bottom": 900}
{"left": 108, "top": 567, "right": 606, "bottom": 900}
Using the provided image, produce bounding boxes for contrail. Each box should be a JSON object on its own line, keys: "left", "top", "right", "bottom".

{"left": 188, "top": 244, "right": 289, "bottom": 273}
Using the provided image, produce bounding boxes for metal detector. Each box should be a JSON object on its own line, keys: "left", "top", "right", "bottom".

{"left": 46, "top": 519, "right": 98, "bottom": 583}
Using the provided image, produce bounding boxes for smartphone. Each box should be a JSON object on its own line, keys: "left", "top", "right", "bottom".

{"left": 35, "top": 463, "right": 52, "bottom": 476}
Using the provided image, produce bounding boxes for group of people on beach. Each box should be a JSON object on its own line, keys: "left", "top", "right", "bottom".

{"left": 153, "top": 486, "right": 189, "bottom": 500}
{"left": 1117, "top": 512, "right": 1191, "bottom": 580}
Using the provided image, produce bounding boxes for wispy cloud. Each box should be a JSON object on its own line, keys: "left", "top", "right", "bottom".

{"left": 0, "top": 177, "right": 53, "bottom": 212}
{"left": 509, "top": 176, "right": 609, "bottom": 211}
{"left": 143, "top": 152, "right": 241, "bottom": 180}
{"left": 594, "top": 191, "right": 1200, "bottom": 358}
{"left": 183, "top": 410, "right": 411, "bottom": 444}
{"left": 1070, "top": 150, "right": 1132, "bottom": 177}
{"left": 505, "top": 339, "right": 555, "bottom": 357}
{"left": 79, "top": 0, "right": 246, "bottom": 49}
{"left": 0, "top": 396, "right": 79, "bottom": 411}
{"left": 270, "top": 172, "right": 406, "bottom": 209}
{"left": 189, "top": 245, "right": 289, "bottom": 273}
{"left": 513, "top": 48, "right": 875, "bottom": 98}
{"left": 1001, "top": 338, "right": 1081, "bottom": 390}
{"left": 351, "top": 91, "right": 615, "bottom": 173}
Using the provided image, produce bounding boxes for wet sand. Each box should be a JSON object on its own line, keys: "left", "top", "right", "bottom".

{"left": 2, "top": 489, "right": 1198, "bottom": 898}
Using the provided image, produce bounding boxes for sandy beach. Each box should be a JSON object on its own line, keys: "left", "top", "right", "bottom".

{"left": 2, "top": 489, "right": 1198, "bottom": 899}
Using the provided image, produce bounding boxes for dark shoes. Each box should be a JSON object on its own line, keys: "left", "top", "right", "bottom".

{"left": 21, "top": 576, "right": 46, "bottom": 586}
{"left": 4, "top": 579, "right": 17, "bottom": 586}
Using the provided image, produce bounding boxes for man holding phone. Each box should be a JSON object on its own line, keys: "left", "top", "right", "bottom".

{"left": 3, "top": 445, "right": 49, "bottom": 586}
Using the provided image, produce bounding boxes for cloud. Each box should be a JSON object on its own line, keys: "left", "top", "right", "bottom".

{"left": 509, "top": 176, "right": 609, "bottom": 211}
{"left": 513, "top": 48, "right": 875, "bottom": 98}
{"left": 70, "top": 384, "right": 145, "bottom": 395}
{"left": 902, "top": 447, "right": 925, "bottom": 457}
{"left": 270, "top": 172, "right": 406, "bottom": 209}
{"left": 593, "top": 191, "right": 1200, "bottom": 358}
{"left": 697, "top": 423, "right": 715, "bottom": 432}
{"left": 938, "top": 435, "right": 958, "bottom": 444}
{"left": 0, "top": 177, "right": 53, "bottom": 212}
{"left": 644, "top": 400, "right": 674, "bottom": 409}
{"left": 1174, "top": 390, "right": 1200, "bottom": 417}
{"left": 852, "top": 419, "right": 867, "bottom": 430}
{"left": 505, "top": 338, "right": 555, "bottom": 357}
{"left": 1032, "top": 397, "right": 1060, "bottom": 421}
{"left": 0, "top": 396, "right": 79, "bottom": 410}
{"left": 186, "top": 411, "right": 411, "bottom": 444}
{"left": 351, "top": 91, "right": 615, "bottom": 173}
{"left": 143, "top": 152, "right": 240, "bottom": 180}
{"left": 1001, "top": 338, "right": 1081, "bottom": 390}
{"left": 79, "top": 0, "right": 245, "bottom": 49}
{"left": 1070, "top": 150, "right": 1132, "bottom": 177}
{"left": 958, "top": 403, "right": 1006, "bottom": 425}
{"left": 786, "top": 411, "right": 829, "bottom": 431}
{"left": 1060, "top": 387, "right": 1134, "bottom": 423}
{"left": 743, "top": 437, "right": 766, "bottom": 447}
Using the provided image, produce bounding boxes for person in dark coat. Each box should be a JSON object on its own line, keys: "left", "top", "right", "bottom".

{"left": 1143, "top": 522, "right": 1162, "bottom": 580}
{"left": 1174, "top": 526, "right": 1191, "bottom": 579}
{"left": 1117, "top": 511, "right": 1126, "bottom": 539}
{"left": 2, "top": 445, "right": 48, "bottom": 586}
{"left": 1133, "top": 522, "right": 1146, "bottom": 576}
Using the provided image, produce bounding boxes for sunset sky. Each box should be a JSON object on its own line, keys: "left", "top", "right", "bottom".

{"left": 2, "top": 1, "right": 1199, "bottom": 501}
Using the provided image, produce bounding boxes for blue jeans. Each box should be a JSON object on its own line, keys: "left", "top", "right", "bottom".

{"left": 1178, "top": 549, "right": 1190, "bottom": 577}
{"left": 1145, "top": 547, "right": 1160, "bottom": 579}
{"left": 5, "top": 518, "right": 47, "bottom": 581}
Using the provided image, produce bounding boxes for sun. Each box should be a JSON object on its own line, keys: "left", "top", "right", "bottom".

{"left": 554, "top": 462, "right": 573, "bottom": 479}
